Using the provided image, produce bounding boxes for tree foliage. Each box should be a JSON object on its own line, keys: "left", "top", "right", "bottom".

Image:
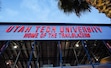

{"left": 58, "top": 0, "right": 91, "bottom": 17}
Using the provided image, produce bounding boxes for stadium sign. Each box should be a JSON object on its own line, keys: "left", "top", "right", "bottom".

{"left": 0, "top": 24, "right": 111, "bottom": 40}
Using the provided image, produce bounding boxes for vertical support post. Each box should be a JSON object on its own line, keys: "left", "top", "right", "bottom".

{"left": 103, "top": 41, "right": 111, "bottom": 53}
{"left": 35, "top": 57, "right": 39, "bottom": 68}
{"left": 12, "top": 50, "right": 21, "bottom": 68}
{"left": 57, "top": 45, "right": 59, "bottom": 66}
{"left": 36, "top": 42, "right": 39, "bottom": 68}
{"left": 0, "top": 41, "right": 10, "bottom": 56}
{"left": 58, "top": 41, "right": 63, "bottom": 68}
{"left": 27, "top": 41, "right": 36, "bottom": 68}
{"left": 81, "top": 40, "right": 94, "bottom": 68}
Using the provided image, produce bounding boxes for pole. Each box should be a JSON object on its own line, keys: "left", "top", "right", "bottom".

{"left": 27, "top": 41, "right": 36, "bottom": 68}
{"left": 81, "top": 40, "right": 94, "bottom": 68}
{"left": 57, "top": 43, "right": 59, "bottom": 66}
{"left": 12, "top": 50, "right": 21, "bottom": 68}
{"left": 36, "top": 42, "right": 39, "bottom": 68}
{"left": 36, "top": 53, "right": 39, "bottom": 68}
{"left": 72, "top": 47, "right": 79, "bottom": 65}
{"left": 58, "top": 41, "right": 63, "bottom": 68}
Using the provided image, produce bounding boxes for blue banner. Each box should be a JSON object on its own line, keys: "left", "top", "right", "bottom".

{"left": 0, "top": 25, "right": 111, "bottom": 40}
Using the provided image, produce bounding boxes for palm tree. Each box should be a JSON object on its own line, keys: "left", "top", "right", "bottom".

{"left": 58, "top": 0, "right": 111, "bottom": 18}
